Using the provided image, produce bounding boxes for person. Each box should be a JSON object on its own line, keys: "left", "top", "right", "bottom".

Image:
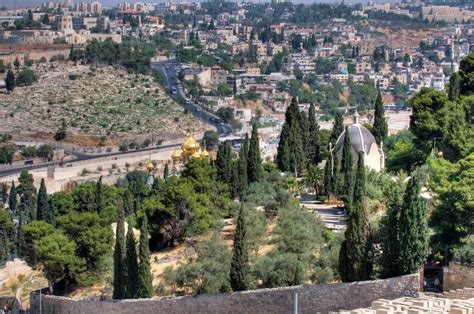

{"left": 434, "top": 277, "right": 440, "bottom": 291}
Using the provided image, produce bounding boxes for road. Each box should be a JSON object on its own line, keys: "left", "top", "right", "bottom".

{"left": 151, "top": 59, "right": 232, "bottom": 136}
{"left": 0, "top": 60, "right": 233, "bottom": 178}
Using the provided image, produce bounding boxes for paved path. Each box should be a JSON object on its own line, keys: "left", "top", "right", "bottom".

{"left": 300, "top": 194, "right": 347, "bottom": 232}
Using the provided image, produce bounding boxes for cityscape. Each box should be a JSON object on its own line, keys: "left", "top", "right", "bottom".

{"left": 0, "top": 0, "right": 473, "bottom": 313}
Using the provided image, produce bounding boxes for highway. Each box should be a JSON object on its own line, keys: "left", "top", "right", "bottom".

{"left": 0, "top": 60, "right": 233, "bottom": 178}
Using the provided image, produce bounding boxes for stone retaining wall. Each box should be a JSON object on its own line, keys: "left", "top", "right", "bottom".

{"left": 29, "top": 274, "right": 420, "bottom": 314}
{"left": 444, "top": 262, "right": 474, "bottom": 291}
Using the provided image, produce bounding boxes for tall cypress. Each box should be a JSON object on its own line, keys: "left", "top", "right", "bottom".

{"left": 308, "top": 103, "right": 322, "bottom": 164}
{"left": 37, "top": 179, "right": 53, "bottom": 224}
{"left": 237, "top": 134, "right": 249, "bottom": 195}
{"left": 323, "top": 159, "right": 332, "bottom": 197}
{"left": 247, "top": 123, "right": 263, "bottom": 184}
{"left": 298, "top": 110, "right": 310, "bottom": 168}
{"left": 230, "top": 206, "right": 249, "bottom": 291}
{"left": 216, "top": 141, "right": 232, "bottom": 185}
{"left": 163, "top": 163, "right": 169, "bottom": 180}
{"left": 330, "top": 154, "right": 340, "bottom": 200}
{"left": 113, "top": 205, "right": 126, "bottom": 300}
{"left": 339, "top": 152, "right": 369, "bottom": 282}
{"left": 448, "top": 72, "right": 460, "bottom": 101}
{"left": 124, "top": 221, "right": 139, "bottom": 299}
{"left": 8, "top": 182, "right": 17, "bottom": 216}
{"left": 372, "top": 91, "right": 388, "bottom": 145}
{"left": 137, "top": 214, "right": 153, "bottom": 298}
{"left": 340, "top": 127, "right": 354, "bottom": 204}
{"left": 5, "top": 70, "right": 14, "bottom": 93}
{"left": 397, "top": 168, "right": 429, "bottom": 275}
{"left": 95, "top": 176, "right": 105, "bottom": 213}
{"left": 330, "top": 111, "right": 344, "bottom": 145}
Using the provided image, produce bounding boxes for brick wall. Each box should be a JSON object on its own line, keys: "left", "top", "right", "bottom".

{"left": 443, "top": 262, "right": 474, "bottom": 291}
{"left": 29, "top": 274, "right": 420, "bottom": 314}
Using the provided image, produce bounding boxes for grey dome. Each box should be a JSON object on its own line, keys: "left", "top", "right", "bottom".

{"left": 335, "top": 124, "right": 377, "bottom": 160}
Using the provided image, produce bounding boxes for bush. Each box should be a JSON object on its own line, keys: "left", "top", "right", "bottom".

{"left": 68, "top": 73, "right": 81, "bottom": 80}
{"left": 16, "top": 69, "right": 37, "bottom": 86}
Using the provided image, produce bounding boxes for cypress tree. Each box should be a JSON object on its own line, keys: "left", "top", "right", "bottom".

{"left": 330, "top": 111, "right": 344, "bottom": 145}
{"left": 308, "top": 103, "right": 322, "bottom": 164}
{"left": 124, "top": 221, "right": 139, "bottom": 299}
{"left": 137, "top": 214, "right": 153, "bottom": 298}
{"left": 323, "top": 159, "right": 332, "bottom": 197}
{"left": 247, "top": 123, "right": 263, "bottom": 184}
{"left": 339, "top": 152, "right": 369, "bottom": 282}
{"left": 37, "top": 178, "right": 53, "bottom": 224}
{"left": 230, "top": 206, "right": 249, "bottom": 291}
{"left": 163, "top": 163, "right": 169, "bottom": 180}
{"left": 122, "top": 189, "right": 134, "bottom": 215}
{"left": 16, "top": 213, "right": 24, "bottom": 257}
{"left": 448, "top": 72, "right": 461, "bottom": 101}
{"left": 237, "top": 134, "right": 249, "bottom": 195}
{"left": 113, "top": 205, "right": 126, "bottom": 300}
{"left": 330, "top": 154, "right": 340, "bottom": 200}
{"left": 298, "top": 110, "right": 310, "bottom": 167}
{"left": 216, "top": 141, "right": 232, "bottom": 185}
{"left": 95, "top": 176, "right": 105, "bottom": 213}
{"left": 8, "top": 182, "right": 17, "bottom": 216}
{"left": 5, "top": 70, "right": 15, "bottom": 93}
{"left": 372, "top": 91, "right": 388, "bottom": 145}
{"left": 340, "top": 127, "right": 354, "bottom": 204}
{"left": 397, "top": 168, "right": 429, "bottom": 275}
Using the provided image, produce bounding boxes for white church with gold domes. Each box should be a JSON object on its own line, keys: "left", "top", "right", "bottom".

{"left": 169, "top": 130, "right": 210, "bottom": 174}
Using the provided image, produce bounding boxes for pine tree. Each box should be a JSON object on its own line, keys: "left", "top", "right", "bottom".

{"left": 8, "top": 182, "right": 17, "bottom": 216}
{"left": 330, "top": 111, "right": 344, "bottom": 145}
{"left": 216, "top": 141, "right": 232, "bottom": 185}
{"left": 124, "top": 221, "right": 139, "bottom": 299}
{"left": 230, "top": 206, "right": 249, "bottom": 291}
{"left": 163, "top": 163, "right": 169, "bottom": 180}
{"left": 448, "top": 72, "right": 461, "bottom": 101}
{"left": 339, "top": 152, "right": 369, "bottom": 282}
{"left": 247, "top": 123, "right": 263, "bottom": 184}
{"left": 95, "top": 176, "right": 105, "bottom": 213}
{"left": 340, "top": 127, "right": 354, "bottom": 204}
{"left": 113, "top": 205, "right": 126, "bottom": 300}
{"left": 397, "top": 168, "right": 429, "bottom": 275}
{"left": 308, "top": 103, "right": 322, "bottom": 164}
{"left": 5, "top": 70, "right": 15, "bottom": 93}
{"left": 137, "top": 214, "right": 153, "bottom": 298}
{"left": 372, "top": 91, "right": 388, "bottom": 145}
{"left": 37, "top": 178, "right": 53, "bottom": 224}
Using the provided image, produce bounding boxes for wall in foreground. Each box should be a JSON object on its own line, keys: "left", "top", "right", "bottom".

{"left": 444, "top": 262, "right": 474, "bottom": 291}
{"left": 30, "top": 274, "right": 419, "bottom": 314}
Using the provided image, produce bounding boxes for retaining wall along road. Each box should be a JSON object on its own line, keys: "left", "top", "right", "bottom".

{"left": 29, "top": 273, "right": 420, "bottom": 314}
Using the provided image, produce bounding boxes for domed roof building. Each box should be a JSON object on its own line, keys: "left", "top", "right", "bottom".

{"left": 335, "top": 112, "right": 385, "bottom": 172}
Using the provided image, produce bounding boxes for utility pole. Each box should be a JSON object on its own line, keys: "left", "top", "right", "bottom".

{"left": 294, "top": 292, "right": 298, "bottom": 314}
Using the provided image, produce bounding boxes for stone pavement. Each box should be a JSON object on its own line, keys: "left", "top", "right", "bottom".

{"left": 300, "top": 194, "right": 347, "bottom": 232}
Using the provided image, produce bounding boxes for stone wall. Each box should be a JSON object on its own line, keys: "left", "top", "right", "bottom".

{"left": 29, "top": 274, "right": 420, "bottom": 314}
{"left": 443, "top": 262, "right": 474, "bottom": 291}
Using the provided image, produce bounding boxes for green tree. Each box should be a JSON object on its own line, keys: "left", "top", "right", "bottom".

{"left": 5, "top": 70, "right": 14, "bottom": 93}
{"left": 330, "top": 111, "right": 344, "bottom": 145}
{"left": 20, "top": 220, "right": 54, "bottom": 266}
{"left": 339, "top": 152, "right": 369, "bottom": 282}
{"left": 48, "top": 191, "right": 75, "bottom": 217}
{"left": 18, "top": 171, "right": 36, "bottom": 222}
{"left": 36, "top": 231, "right": 82, "bottom": 293}
{"left": 124, "top": 221, "right": 139, "bottom": 299}
{"left": 397, "top": 167, "right": 429, "bottom": 275}
{"left": 236, "top": 134, "right": 249, "bottom": 196}
{"left": 308, "top": 103, "right": 322, "bottom": 164}
{"left": 230, "top": 206, "right": 249, "bottom": 291}
{"left": 113, "top": 205, "right": 126, "bottom": 299}
{"left": 163, "top": 162, "right": 169, "bottom": 180}
{"left": 340, "top": 127, "right": 354, "bottom": 203}
{"left": 448, "top": 72, "right": 461, "bottom": 101}
{"left": 372, "top": 91, "right": 388, "bottom": 145}
{"left": 8, "top": 182, "right": 17, "bottom": 215}
{"left": 459, "top": 52, "right": 474, "bottom": 95}
{"left": 304, "top": 164, "right": 324, "bottom": 195}
{"left": 95, "top": 176, "right": 105, "bottom": 213}
{"left": 137, "top": 214, "right": 153, "bottom": 298}
{"left": 37, "top": 178, "right": 53, "bottom": 224}
{"left": 216, "top": 141, "right": 233, "bottom": 185}
{"left": 247, "top": 123, "right": 263, "bottom": 184}
{"left": 0, "top": 210, "right": 15, "bottom": 261}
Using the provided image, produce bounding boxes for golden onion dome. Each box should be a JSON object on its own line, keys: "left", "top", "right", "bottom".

{"left": 171, "top": 148, "right": 181, "bottom": 161}
{"left": 182, "top": 132, "right": 200, "bottom": 155}
{"left": 146, "top": 160, "right": 155, "bottom": 171}
{"left": 200, "top": 148, "right": 210, "bottom": 160}
{"left": 191, "top": 150, "right": 201, "bottom": 159}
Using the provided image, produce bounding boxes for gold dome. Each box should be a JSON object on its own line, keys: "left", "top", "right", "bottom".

{"left": 191, "top": 150, "right": 201, "bottom": 159}
{"left": 200, "top": 148, "right": 210, "bottom": 160}
{"left": 171, "top": 148, "right": 181, "bottom": 161}
{"left": 146, "top": 160, "right": 155, "bottom": 171}
{"left": 181, "top": 131, "right": 200, "bottom": 155}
